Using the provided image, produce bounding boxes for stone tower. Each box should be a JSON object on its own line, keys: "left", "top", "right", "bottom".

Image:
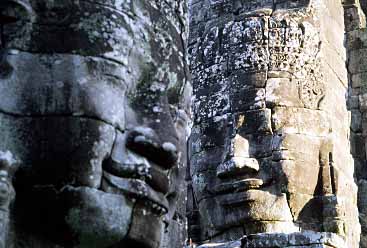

{"left": 187, "top": 0, "right": 367, "bottom": 247}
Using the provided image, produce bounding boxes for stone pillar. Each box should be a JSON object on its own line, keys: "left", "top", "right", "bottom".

{"left": 344, "top": 0, "right": 367, "bottom": 247}
{"left": 188, "top": 0, "right": 360, "bottom": 247}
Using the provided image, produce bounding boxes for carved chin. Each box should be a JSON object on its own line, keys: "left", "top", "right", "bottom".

{"left": 61, "top": 186, "right": 165, "bottom": 248}
{"left": 197, "top": 190, "right": 296, "bottom": 238}
{"left": 62, "top": 186, "right": 134, "bottom": 248}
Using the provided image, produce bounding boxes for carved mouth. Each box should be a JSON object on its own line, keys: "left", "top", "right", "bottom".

{"left": 220, "top": 189, "right": 267, "bottom": 207}
{"left": 102, "top": 157, "right": 170, "bottom": 196}
{"left": 214, "top": 178, "right": 264, "bottom": 195}
{"left": 100, "top": 126, "right": 176, "bottom": 215}
{"left": 30, "top": 172, "right": 169, "bottom": 217}
{"left": 102, "top": 171, "right": 169, "bottom": 215}
{"left": 101, "top": 155, "right": 170, "bottom": 215}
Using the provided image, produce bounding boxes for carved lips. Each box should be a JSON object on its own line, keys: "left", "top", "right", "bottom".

{"left": 214, "top": 178, "right": 264, "bottom": 195}
{"left": 102, "top": 127, "right": 178, "bottom": 215}
{"left": 102, "top": 172, "right": 169, "bottom": 215}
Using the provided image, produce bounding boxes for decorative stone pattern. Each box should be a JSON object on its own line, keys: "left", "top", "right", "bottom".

{"left": 188, "top": 0, "right": 360, "bottom": 247}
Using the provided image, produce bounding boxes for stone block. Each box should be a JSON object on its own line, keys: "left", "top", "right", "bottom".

{"left": 358, "top": 180, "right": 367, "bottom": 214}
{"left": 321, "top": 43, "right": 348, "bottom": 86}
{"left": 360, "top": 93, "right": 367, "bottom": 112}
{"left": 234, "top": 133, "right": 273, "bottom": 158}
{"left": 230, "top": 88, "right": 266, "bottom": 113}
{"left": 271, "top": 133, "right": 321, "bottom": 161}
{"left": 190, "top": 117, "right": 234, "bottom": 152}
{"left": 272, "top": 107, "right": 330, "bottom": 136}
{"left": 350, "top": 132, "right": 366, "bottom": 160}
{"left": 275, "top": 160, "right": 320, "bottom": 195}
{"left": 361, "top": 112, "right": 367, "bottom": 137}
{"left": 198, "top": 191, "right": 293, "bottom": 234}
{"left": 346, "top": 28, "right": 367, "bottom": 50}
{"left": 193, "top": 94, "right": 230, "bottom": 123}
{"left": 190, "top": 146, "right": 225, "bottom": 174}
{"left": 265, "top": 78, "right": 303, "bottom": 108}
{"left": 230, "top": 71, "right": 267, "bottom": 88}
{"left": 344, "top": 5, "right": 366, "bottom": 31}
{"left": 349, "top": 48, "right": 367, "bottom": 74}
{"left": 235, "top": 109, "right": 272, "bottom": 134}
{"left": 351, "top": 72, "right": 367, "bottom": 89}
{"left": 348, "top": 95, "right": 359, "bottom": 109}
{"left": 351, "top": 110, "right": 362, "bottom": 132}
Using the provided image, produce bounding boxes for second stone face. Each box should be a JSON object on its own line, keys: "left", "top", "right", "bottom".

{"left": 188, "top": 0, "right": 360, "bottom": 247}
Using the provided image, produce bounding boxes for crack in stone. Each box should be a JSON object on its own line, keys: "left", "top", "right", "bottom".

{"left": 0, "top": 108, "right": 124, "bottom": 132}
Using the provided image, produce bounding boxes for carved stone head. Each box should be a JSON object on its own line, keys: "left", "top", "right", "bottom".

{"left": 0, "top": 0, "right": 190, "bottom": 247}
{"left": 188, "top": 0, "right": 358, "bottom": 246}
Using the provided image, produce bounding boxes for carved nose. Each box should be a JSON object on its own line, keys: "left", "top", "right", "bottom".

{"left": 217, "top": 157, "right": 259, "bottom": 179}
{"left": 229, "top": 134, "right": 250, "bottom": 158}
{"left": 217, "top": 134, "right": 260, "bottom": 178}
{"left": 126, "top": 127, "right": 178, "bottom": 170}
{"left": 103, "top": 131, "right": 170, "bottom": 194}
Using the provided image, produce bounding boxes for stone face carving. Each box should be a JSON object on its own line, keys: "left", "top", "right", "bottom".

{"left": 0, "top": 0, "right": 190, "bottom": 247}
{"left": 188, "top": 0, "right": 359, "bottom": 247}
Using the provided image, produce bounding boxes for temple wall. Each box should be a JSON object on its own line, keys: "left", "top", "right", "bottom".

{"left": 344, "top": 0, "right": 367, "bottom": 247}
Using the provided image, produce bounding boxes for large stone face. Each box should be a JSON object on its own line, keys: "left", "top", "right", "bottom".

{"left": 0, "top": 0, "right": 190, "bottom": 248}
{"left": 188, "top": 0, "right": 360, "bottom": 247}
